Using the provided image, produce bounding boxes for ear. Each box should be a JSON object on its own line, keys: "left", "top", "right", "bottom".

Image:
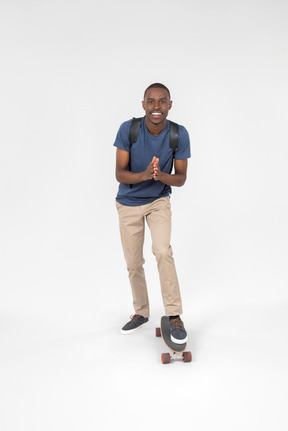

{"left": 169, "top": 100, "right": 173, "bottom": 110}
{"left": 142, "top": 100, "right": 145, "bottom": 110}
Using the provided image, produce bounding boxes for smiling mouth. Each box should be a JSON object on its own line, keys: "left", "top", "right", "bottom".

{"left": 151, "top": 112, "right": 162, "bottom": 117}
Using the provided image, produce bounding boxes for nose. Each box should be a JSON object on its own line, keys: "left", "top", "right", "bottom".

{"left": 154, "top": 100, "right": 160, "bottom": 109}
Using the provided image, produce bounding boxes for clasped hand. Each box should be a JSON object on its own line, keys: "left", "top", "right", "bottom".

{"left": 145, "top": 156, "right": 162, "bottom": 181}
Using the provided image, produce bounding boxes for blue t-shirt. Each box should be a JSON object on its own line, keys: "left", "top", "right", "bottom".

{"left": 114, "top": 116, "right": 191, "bottom": 206}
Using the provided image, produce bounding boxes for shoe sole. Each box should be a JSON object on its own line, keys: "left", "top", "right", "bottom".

{"left": 171, "top": 334, "right": 188, "bottom": 344}
{"left": 120, "top": 321, "right": 149, "bottom": 335}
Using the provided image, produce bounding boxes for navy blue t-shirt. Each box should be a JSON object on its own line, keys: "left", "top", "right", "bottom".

{"left": 114, "top": 116, "right": 191, "bottom": 206}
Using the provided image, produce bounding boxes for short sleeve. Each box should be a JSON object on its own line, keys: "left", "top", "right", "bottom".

{"left": 113, "top": 120, "right": 132, "bottom": 152}
{"left": 174, "top": 125, "right": 191, "bottom": 160}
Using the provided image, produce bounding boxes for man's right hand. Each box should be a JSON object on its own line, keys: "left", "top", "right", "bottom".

{"left": 142, "top": 156, "right": 157, "bottom": 181}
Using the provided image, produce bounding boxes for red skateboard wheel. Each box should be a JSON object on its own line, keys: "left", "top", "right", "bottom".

{"left": 155, "top": 327, "right": 161, "bottom": 337}
{"left": 182, "top": 351, "right": 192, "bottom": 362}
{"left": 161, "top": 353, "right": 171, "bottom": 364}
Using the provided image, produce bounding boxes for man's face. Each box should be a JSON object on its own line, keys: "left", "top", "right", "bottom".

{"left": 142, "top": 87, "right": 172, "bottom": 127}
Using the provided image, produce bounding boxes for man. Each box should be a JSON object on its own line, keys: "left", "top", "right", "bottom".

{"left": 114, "top": 83, "right": 191, "bottom": 344}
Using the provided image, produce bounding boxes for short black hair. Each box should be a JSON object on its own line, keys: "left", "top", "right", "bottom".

{"left": 144, "top": 83, "right": 171, "bottom": 100}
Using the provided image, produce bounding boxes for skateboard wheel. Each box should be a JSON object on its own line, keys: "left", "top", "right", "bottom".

{"left": 155, "top": 327, "right": 161, "bottom": 337}
{"left": 182, "top": 351, "right": 192, "bottom": 362}
{"left": 161, "top": 353, "right": 171, "bottom": 364}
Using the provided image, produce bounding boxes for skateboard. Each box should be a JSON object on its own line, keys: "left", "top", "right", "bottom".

{"left": 156, "top": 316, "right": 192, "bottom": 364}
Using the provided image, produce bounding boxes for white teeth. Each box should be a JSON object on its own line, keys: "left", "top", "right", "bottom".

{"left": 152, "top": 113, "right": 161, "bottom": 116}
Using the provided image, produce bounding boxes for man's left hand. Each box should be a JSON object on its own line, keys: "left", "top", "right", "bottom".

{"left": 153, "top": 158, "right": 162, "bottom": 181}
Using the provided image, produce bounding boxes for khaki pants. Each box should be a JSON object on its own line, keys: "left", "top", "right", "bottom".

{"left": 116, "top": 196, "right": 182, "bottom": 318}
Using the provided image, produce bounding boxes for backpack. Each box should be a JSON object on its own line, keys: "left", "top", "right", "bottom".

{"left": 128, "top": 117, "right": 179, "bottom": 188}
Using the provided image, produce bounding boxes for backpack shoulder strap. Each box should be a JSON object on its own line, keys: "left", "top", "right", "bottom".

{"left": 128, "top": 117, "right": 142, "bottom": 189}
{"left": 169, "top": 121, "right": 179, "bottom": 156}
{"left": 129, "top": 117, "right": 142, "bottom": 146}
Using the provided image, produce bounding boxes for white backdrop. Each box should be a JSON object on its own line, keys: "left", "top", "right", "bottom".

{"left": 1, "top": 1, "right": 287, "bottom": 430}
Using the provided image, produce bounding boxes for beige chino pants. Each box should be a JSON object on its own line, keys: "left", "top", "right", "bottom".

{"left": 116, "top": 196, "right": 182, "bottom": 318}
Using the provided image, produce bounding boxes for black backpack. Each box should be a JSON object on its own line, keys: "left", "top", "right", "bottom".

{"left": 128, "top": 117, "right": 179, "bottom": 188}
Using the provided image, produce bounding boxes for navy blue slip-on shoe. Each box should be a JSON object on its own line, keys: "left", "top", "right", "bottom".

{"left": 169, "top": 316, "right": 188, "bottom": 344}
{"left": 121, "top": 314, "right": 149, "bottom": 334}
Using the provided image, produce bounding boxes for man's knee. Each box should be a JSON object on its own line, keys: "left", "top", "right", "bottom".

{"left": 127, "top": 256, "right": 145, "bottom": 273}
{"left": 152, "top": 245, "right": 173, "bottom": 261}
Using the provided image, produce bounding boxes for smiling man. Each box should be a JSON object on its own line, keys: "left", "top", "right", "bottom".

{"left": 114, "top": 83, "right": 191, "bottom": 344}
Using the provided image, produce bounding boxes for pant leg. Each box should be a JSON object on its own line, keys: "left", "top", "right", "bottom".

{"left": 116, "top": 202, "right": 150, "bottom": 318}
{"left": 145, "top": 197, "right": 183, "bottom": 316}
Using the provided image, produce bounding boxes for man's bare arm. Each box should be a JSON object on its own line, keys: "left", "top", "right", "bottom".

{"left": 115, "top": 148, "right": 157, "bottom": 184}
{"left": 153, "top": 158, "right": 188, "bottom": 187}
